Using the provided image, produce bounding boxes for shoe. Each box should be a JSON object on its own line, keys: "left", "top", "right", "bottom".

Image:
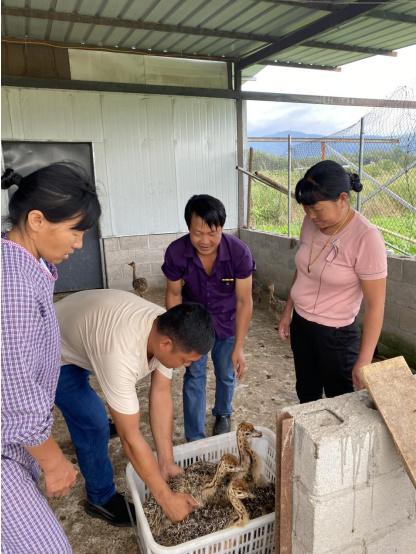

{"left": 108, "top": 418, "right": 118, "bottom": 439}
{"left": 213, "top": 415, "right": 231, "bottom": 435}
{"left": 85, "top": 492, "right": 136, "bottom": 527}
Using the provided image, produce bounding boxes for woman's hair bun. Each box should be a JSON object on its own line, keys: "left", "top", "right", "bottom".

{"left": 1, "top": 168, "right": 23, "bottom": 190}
{"left": 349, "top": 172, "right": 363, "bottom": 193}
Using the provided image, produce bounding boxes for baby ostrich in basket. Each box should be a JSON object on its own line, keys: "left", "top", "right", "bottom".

{"left": 128, "top": 261, "right": 148, "bottom": 297}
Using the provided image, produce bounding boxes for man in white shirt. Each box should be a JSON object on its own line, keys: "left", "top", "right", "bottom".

{"left": 54, "top": 289, "right": 214, "bottom": 527}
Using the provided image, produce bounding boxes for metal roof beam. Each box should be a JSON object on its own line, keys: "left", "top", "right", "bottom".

{"left": 3, "top": 76, "right": 416, "bottom": 109}
{"left": 262, "top": 1, "right": 416, "bottom": 24}
{"left": 237, "top": 0, "right": 392, "bottom": 70}
{"left": 258, "top": 59, "right": 341, "bottom": 71}
{"left": 303, "top": 40, "right": 396, "bottom": 57}
{"left": 1, "top": 6, "right": 279, "bottom": 44}
{"left": 370, "top": 9, "right": 416, "bottom": 25}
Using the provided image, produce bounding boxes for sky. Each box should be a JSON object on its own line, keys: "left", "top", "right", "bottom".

{"left": 244, "top": 44, "right": 416, "bottom": 136}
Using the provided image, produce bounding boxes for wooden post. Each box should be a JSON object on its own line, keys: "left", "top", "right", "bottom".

{"left": 247, "top": 146, "right": 254, "bottom": 228}
{"left": 276, "top": 410, "right": 295, "bottom": 553}
{"left": 320, "top": 141, "right": 326, "bottom": 160}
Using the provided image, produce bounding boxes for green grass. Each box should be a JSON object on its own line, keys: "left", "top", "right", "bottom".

{"left": 250, "top": 182, "right": 416, "bottom": 256}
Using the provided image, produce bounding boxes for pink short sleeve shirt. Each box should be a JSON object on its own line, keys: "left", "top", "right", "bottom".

{"left": 291, "top": 211, "right": 387, "bottom": 327}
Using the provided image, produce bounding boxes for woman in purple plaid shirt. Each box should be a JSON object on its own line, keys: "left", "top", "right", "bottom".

{"left": 1, "top": 163, "right": 101, "bottom": 553}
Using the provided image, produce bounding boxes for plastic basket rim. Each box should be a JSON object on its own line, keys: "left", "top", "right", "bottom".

{"left": 126, "top": 425, "right": 276, "bottom": 553}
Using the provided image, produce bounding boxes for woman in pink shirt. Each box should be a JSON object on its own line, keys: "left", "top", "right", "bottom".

{"left": 279, "top": 160, "right": 387, "bottom": 403}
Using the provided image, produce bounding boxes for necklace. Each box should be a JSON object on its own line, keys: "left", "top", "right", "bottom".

{"left": 307, "top": 208, "right": 353, "bottom": 273}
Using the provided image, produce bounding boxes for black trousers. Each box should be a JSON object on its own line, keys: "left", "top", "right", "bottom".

{"left": 290, "top": 310, "right": 360, "bottom": 404}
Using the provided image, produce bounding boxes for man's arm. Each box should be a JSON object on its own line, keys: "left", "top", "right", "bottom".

{"left": 108, "top": 407, "right": 198, "bottom": 522}
{"left": 165, "top": 278, "right": 182, "bottom": 309}
{"left": 232, "top": 276, "right": 253, "bottom": 378}
{"left": 353, "top": 277, "right": 386, "bottom": 390}
{"left": 149, "top": 369, "right": 181, "bottom": 480}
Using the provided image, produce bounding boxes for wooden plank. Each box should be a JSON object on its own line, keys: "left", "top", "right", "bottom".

{"left": 276, "top": 410, "right": 294, "bottom": 554}
{"left": 361, "top": 356, "right": 416, "bottom": 488}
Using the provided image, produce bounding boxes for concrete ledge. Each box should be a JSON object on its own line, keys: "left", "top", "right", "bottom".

{"left": 281, "top": 391, "right": 416, "bottom": 553}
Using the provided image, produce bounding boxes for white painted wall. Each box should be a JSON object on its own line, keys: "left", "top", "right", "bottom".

{"left": 1, "top": 86, "right": 237, "bottom": 237}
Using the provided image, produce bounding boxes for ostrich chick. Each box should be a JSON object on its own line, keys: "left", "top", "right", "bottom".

{"left": 226, "top": 479, "right": 255, "bottom": 527}
{"left": 128, "top": 261, "right": 148, "bottom": 297}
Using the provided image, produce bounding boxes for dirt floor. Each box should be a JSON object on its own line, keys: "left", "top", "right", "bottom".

{"left": 50, "top": 288, "right": 298, "bottom": 553}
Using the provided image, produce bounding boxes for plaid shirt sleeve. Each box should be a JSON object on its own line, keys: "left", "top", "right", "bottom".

{"left": 1, "top": 273, "right": 55, "bottom": 448}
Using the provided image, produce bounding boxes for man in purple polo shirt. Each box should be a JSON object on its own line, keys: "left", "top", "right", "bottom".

{"left": 162, "top": 194, "right": 255, "bottom": 440}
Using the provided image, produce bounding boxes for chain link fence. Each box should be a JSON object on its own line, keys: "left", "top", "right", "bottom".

{"left": 247, "top": 86, "right": 416, "bottom": 256}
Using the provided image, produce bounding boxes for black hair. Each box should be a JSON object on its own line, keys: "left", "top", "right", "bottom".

{"left": 184, "top": 194, "right": 226, "bottom": 229}
{"left": 1, "top": 162, "right": 101, "bottom": 230}
{"left": 156, "top": 303, "right": 215, "bottom": 355}
{"left": 295, "top": 160, "right": 363, "bottom": 206}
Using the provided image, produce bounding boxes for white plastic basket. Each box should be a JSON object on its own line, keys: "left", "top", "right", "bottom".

{"left": 126, "top": 426, "right": 276, "bottom": 554}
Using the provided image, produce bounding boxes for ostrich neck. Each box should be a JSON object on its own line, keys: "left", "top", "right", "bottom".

{"left": 205, "top": 464, "right": 225, "bottom": 490}
{"left": 237, "top": 436, "right": 254, "bottom": 469}
{"left": 132, "top": 264, "right": 137, "bottom": 280}
{"left": 229, "top": 496, "right": 249, "bottom": 522}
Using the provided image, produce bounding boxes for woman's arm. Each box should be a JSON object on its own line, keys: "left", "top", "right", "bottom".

{"left": 26, "top": 437, "right": 77, "bottom": 497}
{"left": 353, "top": 277, "right": 386, "bottom": 389}
{"left": 278, "top": 270, "right": 297, "bottom": 340}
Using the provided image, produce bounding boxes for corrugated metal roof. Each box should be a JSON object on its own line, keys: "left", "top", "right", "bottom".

{"left": 2, "top": 0, "right": 416, "bottom": 75}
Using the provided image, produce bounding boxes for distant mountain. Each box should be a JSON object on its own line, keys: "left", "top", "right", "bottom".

{"left": 248, "top": 130, "right": 322, "bottom": 156}
{"left": 248, "top": 130, "right": 415, "bottom": 159}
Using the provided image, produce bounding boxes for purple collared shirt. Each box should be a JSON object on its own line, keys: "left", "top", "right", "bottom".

{"left": 1, "top": 234, "right": 59, "bottom": 474}
{"left": 162, "top": 233, "right": 255, "bottom": 339}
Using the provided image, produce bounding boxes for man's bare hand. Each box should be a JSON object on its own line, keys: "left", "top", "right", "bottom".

{"left": 161, "top": 491, "right": 200, "bottom": 523}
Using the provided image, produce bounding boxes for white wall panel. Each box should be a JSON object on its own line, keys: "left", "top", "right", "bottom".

{"left": 101, "top": 93, "right": 152, "bottom": 236}
{"left": 1, "top": 89, "right": 13, "bottom": 139}
{"left": 20, "top": 90, "right": 74, "bottom": 140}
{"left": 4, "top": 88, "right": 24, "bottom": 138}
{"left": 174, "top": 97, "right": 237, "bottom": 231}
{"left": 68, "top": 49, "right": 228, "bottom": 89}
{"left": 70, "top": 92, "right": 103, "bottom": 142}
{"left": 2, "top": 87, "right": 238, "bottom": 237}
{"left": 92, "top": 141, "right": 112, "bottom": 237}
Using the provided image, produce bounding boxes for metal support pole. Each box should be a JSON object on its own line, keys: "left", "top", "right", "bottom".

{"left": 287, "top": 134, "right": 292, "bottom": 237}
{"left": 357, "top": 117, "right": 365, "bottom": 211}
{"left": 235, "top": 66, "right": 245, "bottom": 229}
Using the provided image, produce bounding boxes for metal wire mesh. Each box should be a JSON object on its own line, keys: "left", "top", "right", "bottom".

{"left": 248, "top": 86, "right": 416, "bottom": 256}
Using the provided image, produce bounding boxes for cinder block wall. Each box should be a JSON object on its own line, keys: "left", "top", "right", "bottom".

{"left": 103, "top": 233, "right": 181, "bottom": 290}
{"left": 240, "top": 229, "right": 416, "bottom": 368}
{"left": 103, "top": 230, "right": 238, "bottom": 291}
{"left": 281, "top": 392, "right": 416, "bottom": 553}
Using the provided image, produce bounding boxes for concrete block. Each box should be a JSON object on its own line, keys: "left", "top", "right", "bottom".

{"left": 106, "top": 279, "right": 130, "bottom": 291}
{"left": 103, "top": 237, "right": 119, "bottom": 252}
{"left": 352, "top": 469, "right": 416, "bottom": 537}
{"left": 292, "top": 534, "right": 309, "bottom": 554}
{"left": 294, "top": 483, "right": 354, "bottom": 552}
{"left": 148, "top": 233, "right": 176, "bottom": 249}
{"left": 402, "top": 258, "right": 416, "bottom": 286}
{"left": 105, "top": 248, "right": 165, "bottom": 266}
{"left": 386, "top": 281, "right": 416, "bottom": 308}
{"left": 399, "top": 307, "right": 416, "bottom": 332}
{"left": 150, "top": 262, "right": 164, "bottom": 276}
{"left": 383, "top": 301, "right": 400, "bottom": 327}
{"left": 372, "top": 425, "right": 404, "bottom": 476}
{"left": 146, "top": 275, "right": 166, "bottom": 288}
{"left": 119, "top": 235, "right": 148, "bottom": 250}
{"left": 387, "top": 255, "right": 403, "bottom": 282}
{"left": 366, "top": 518, "right": 416, "bottom": 554}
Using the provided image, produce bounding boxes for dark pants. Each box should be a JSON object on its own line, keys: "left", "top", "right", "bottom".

{"left": 290, "top": 310, "right": 360, "bottom": 404}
